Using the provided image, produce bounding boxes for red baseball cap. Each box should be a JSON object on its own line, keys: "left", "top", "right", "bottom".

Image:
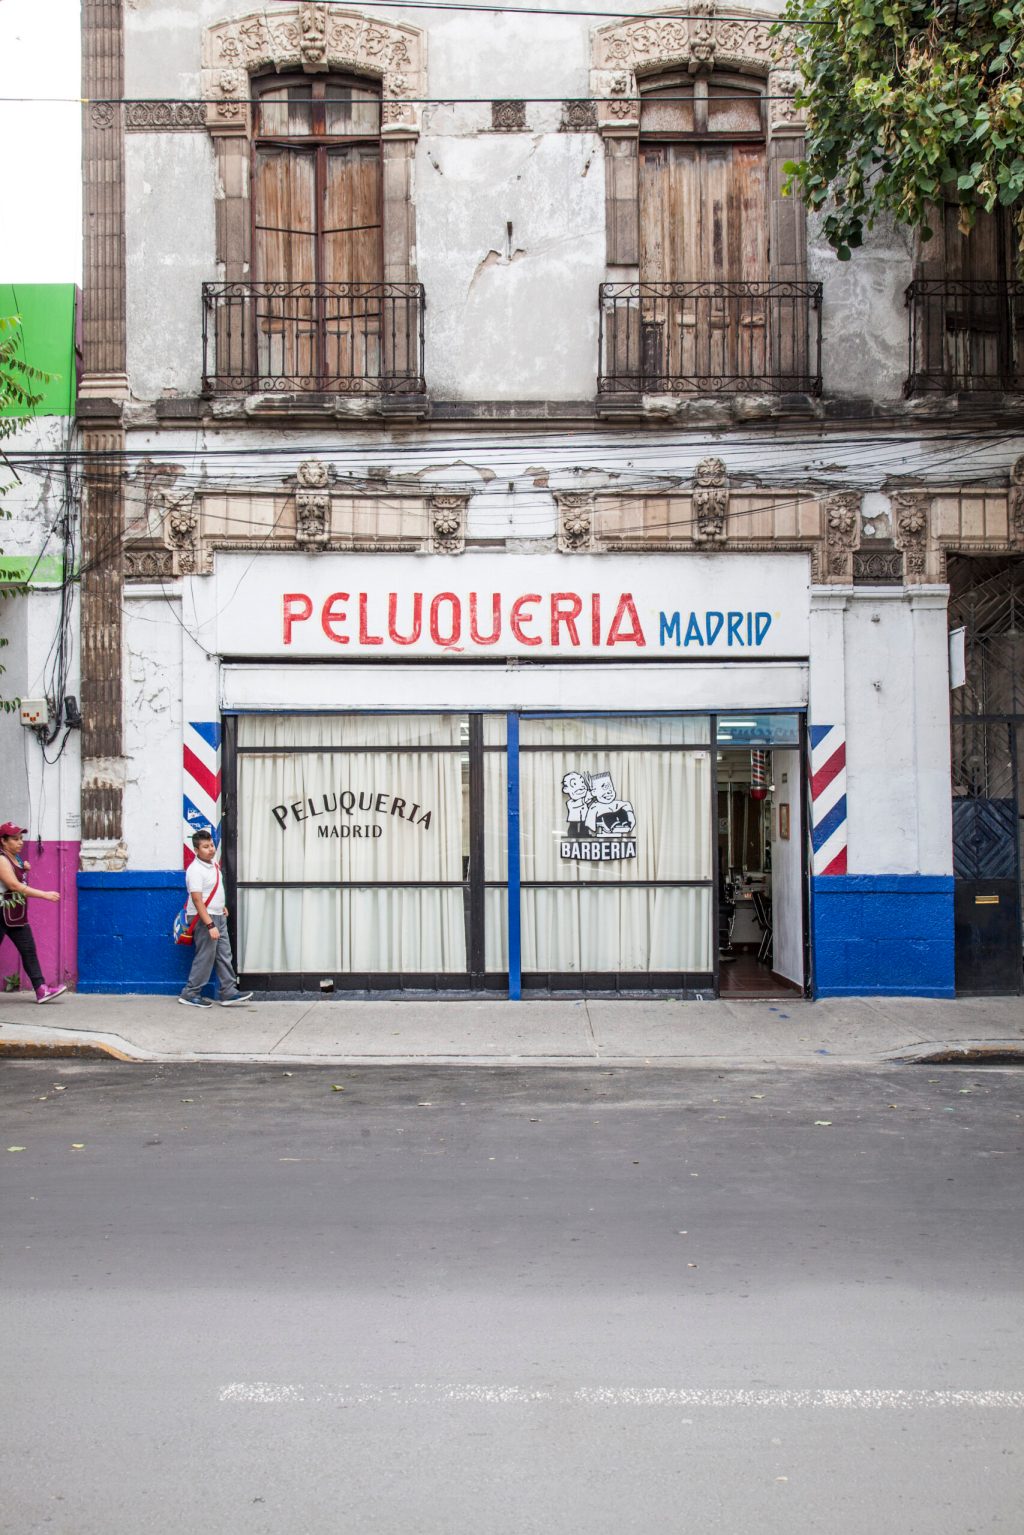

{"left": 0, "top": 823, "right": 28, "bottom": 838}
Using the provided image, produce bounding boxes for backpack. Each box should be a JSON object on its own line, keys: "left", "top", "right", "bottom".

{"left": 173, "top": 864, "right": 220, "bottom": 945}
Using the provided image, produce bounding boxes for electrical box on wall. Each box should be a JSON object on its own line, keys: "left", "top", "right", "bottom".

{"left": 19, "top": 699, "right": 48, "bottom": 728}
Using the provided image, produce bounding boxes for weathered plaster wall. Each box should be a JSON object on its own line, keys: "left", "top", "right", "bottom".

{"left": 126, "top": 134, "right": 217, "bottom": 398}
{"left": 122, "top": 592, "right": 184, "bottom": 868}
{"left": 418, "top": 131, "right": 606, "bottom": 400}
{"left": 809, "top": 213, "right": 915, "bottom": 402}
{"left": 118, "top": 0, "right": 924, "bottom": 405}
{"left": 844, "top": 590, "right": 952, "bottom": 876}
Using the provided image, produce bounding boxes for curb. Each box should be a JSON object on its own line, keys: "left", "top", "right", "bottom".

{"left": 0, "top": 1040, "right": 134, "bottom": 1061}
{"left": 890, "top": 1040, "right": 1024, "bottom": 1066}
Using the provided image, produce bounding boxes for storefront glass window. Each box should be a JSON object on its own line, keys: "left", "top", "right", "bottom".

{"left": 520, "top": 748, "right": 711, "bottom": 884}
{"left": 715, "top": 714, "right": 800, "bottom": 746}
{"left": 521, "top": 888, "right": 712, "bottom": 973}
{"left": 520, "top": 715, "right": 710, "bottom": 747}
{"left": 237, "top": 714, "right": 469, "bottom": 974}
{"left": 232, "top": 710, "right": 716, "bottom": 985}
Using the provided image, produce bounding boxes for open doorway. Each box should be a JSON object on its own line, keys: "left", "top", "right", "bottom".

{"left": 717, "top": 743, "right": 805, "bottom": 998}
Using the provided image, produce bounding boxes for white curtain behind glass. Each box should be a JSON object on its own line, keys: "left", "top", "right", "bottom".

{"left": 236, "top": 715, "right": 466, "bottom": 973}
{"left": 520, "top": 749, "right": 711, "bottom": 884}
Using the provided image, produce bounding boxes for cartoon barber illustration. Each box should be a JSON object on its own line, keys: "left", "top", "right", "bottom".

{"left": 582, "top": 771, "right": 636, "bottom": 837}
{"left": 561, "top": 771, "right": 590, "bottom": 836}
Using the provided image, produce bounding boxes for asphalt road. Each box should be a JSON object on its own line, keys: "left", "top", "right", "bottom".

{"left": 1, "top": 1060, "right": 1022, "bottom": 1534}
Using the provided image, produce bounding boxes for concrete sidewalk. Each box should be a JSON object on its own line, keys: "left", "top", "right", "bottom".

{"left": 0, "top": 991, "right": 1021, "bottom": 1067}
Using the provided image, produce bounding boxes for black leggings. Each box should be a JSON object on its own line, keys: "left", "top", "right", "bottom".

{"left": 0, "top": 921, "right": 44, "bottom": 989}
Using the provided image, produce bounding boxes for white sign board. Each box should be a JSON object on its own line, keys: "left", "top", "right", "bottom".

{"left": 208, "top": 551, "right": 811, "bottom": 660}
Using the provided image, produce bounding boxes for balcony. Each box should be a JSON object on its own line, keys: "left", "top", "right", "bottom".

{"left": 202, "top": 282, "right": 426, "bottom": 395}
{"left": 598, "top": 281, "right": 823, "bottom": 396}
{"left": 905, "top": 279, "right": 1024, "bottom": 395}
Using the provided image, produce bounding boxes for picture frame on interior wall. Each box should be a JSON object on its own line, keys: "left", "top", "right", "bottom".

{"left": 778, "top": 803, "right": 790, "bottom": 841}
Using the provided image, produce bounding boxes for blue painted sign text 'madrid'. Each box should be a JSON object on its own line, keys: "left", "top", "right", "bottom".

{"left": 659, "top": 611, "right": 774, "bottom": 649}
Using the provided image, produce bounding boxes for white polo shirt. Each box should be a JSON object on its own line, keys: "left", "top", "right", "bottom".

{"left": 185, "top": 857, "right": 225, "bottom": 918}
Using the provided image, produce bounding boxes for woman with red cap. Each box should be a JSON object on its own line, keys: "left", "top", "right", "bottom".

{"left": 0, "top": 823, "right": 67, "bottom": 1004}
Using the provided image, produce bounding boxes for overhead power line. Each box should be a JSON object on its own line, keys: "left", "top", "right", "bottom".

{"left": 8, "top": 92, "right": 816, "bottom": 104}
{"left": 269, "top": 0, "right": 832, "bottom": 23}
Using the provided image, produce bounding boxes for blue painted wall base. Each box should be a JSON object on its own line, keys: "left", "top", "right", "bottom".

{"left": 79, "top": 869, "right": 955, "bottom": 999}
{"left": 812, "top": 874, "right": 955, "bottom": 997}
{"left": 78, "top": 870, "right": 200, "bottom": 995}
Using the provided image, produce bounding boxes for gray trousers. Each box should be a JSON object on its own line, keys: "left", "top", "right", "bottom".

{"left": 180, "top": 920, "right": 241, "bottom": 1001}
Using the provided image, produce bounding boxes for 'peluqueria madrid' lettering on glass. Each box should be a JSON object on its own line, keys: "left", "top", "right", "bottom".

{"left": 271, "top": 789, "right": 434, "bottom": 838}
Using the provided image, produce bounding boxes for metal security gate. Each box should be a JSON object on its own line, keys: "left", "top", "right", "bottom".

{"left": 949, "top": 556, "right": 1024, "bottom": 994}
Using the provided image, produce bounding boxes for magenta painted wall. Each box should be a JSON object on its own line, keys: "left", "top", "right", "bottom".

{"left": 0, "top": 841, "right": 79, "bottom": 993}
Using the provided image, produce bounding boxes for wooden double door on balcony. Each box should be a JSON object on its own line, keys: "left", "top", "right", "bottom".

{"left": 638, "top": 139, "right": 772, "bottom": 388}
{"left": 253, "top": 140, "right": 384, "bottom": 389}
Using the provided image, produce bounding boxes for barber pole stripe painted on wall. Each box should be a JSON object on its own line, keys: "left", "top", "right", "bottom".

{"left": 182, "top": 721, "right": 222, "bottom": 868}
{"left": 810, "top": 724, "right": 847, "bottom": 876}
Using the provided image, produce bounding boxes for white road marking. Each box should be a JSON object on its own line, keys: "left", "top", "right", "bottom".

{"left": 219, "top": 1384, "right": 1024, "bottom": 1410}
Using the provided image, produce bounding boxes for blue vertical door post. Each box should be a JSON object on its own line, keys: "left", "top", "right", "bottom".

{"left": 507, "top": 712, "right": 522, "bottom": 1000}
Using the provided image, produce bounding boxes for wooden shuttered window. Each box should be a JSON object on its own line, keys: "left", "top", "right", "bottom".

{"left": 920, "top": 207, "right": 1021, "bottom": 389}
{"left": 629, "top": 75, "right": 774, "bottom": 387}
{"left": 251, "top": 75, "right": 383, "bottom": 388}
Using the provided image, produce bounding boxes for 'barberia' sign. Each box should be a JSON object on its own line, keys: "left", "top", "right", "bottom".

{"left": 211, "top": 553, "right": 811, "bottom": 660}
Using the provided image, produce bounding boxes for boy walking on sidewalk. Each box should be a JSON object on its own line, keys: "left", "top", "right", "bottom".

{"left": 178, "top": 831, "right": 253, "bottom": 1009}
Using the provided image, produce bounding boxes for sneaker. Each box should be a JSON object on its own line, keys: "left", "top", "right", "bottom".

{"left": 35, "top": 984, "right": 67, "bottom": 1005}
{"left": 219, "top": 991, "right": 254, "bottom": 1007}
{"left": 178, "top": 994, "right": 214, "bottom": 1008}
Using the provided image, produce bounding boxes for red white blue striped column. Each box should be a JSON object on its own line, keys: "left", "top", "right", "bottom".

{"left": 810, "top": 724, "right": 847, "bottom": 875}
{"left": 182, "top": 720, "right": 222, "bottom": 868}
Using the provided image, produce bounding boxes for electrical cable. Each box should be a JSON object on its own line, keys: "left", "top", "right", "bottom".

{"left": 7, "top": 421, "right": 1022, "bottom": 467}
{"left": 66, "top": 430, "right": 1021, "bottom": 585}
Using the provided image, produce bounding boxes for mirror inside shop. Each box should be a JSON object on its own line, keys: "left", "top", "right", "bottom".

{"left": 716, "top": 744, "right": 803, "bottom": 998}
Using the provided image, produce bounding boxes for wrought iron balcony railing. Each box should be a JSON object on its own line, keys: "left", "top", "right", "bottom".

{"left": 905, "top": 279, "right": 1024, "bottom": 395}
{"left": 598, "top": 281, "right": 823, "bottom": 395}
{"left": 202, "top": 282, "right": 426, "bottom": 395}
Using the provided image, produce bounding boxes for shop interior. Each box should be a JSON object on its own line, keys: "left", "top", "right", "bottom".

{"left": 717, "top": 742, "right": 804, "bottom": 998}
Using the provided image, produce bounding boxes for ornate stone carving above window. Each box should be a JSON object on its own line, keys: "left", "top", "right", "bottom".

{"left": 492, "top": 100, "right": 528, "bottom": 132}
{"left": 823, "top": 491, "right": 861, "bottom": 582}
{"left": 125, "top": 101, "right": 208, "bottom": 132}
{"left": 892, "top": 491, "right": 930, "bottom": 579}
{"left": 124, "top": 548, "right": 175, "bottom": 583}
{"left": 554, "top": 482, "right": 826, "bottom": 573}
{"left": 853, "top": 546, "right": 904, "bottom": 586}
{"left": 201, "top": 4, "right": 425, "bottom": 137}
{"left": 591, "top": 5, "right": 799, "bottom": 135}
{"left": 691, "top": 457, "right": 729, "bottom": 545}
{"left": 430, "top": 495, "right": 468, "bottom": 554}
{"left": 561, "top": 99, "right": 598, "bottom": 132}
{"left": 126, "top": 477, "right": 474, "bottom": 569}
{"left": 556, "top": 492, "right": 596, "bottom": 553}
{"left": 295, "top": 459, "right": 331, "bottom": 547}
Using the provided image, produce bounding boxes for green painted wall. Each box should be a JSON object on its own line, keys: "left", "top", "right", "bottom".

{"left": 0, "top": 284, "right": 77, "bottom": 417}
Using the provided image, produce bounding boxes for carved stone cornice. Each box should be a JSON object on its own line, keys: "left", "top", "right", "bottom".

{"left": 492, "top": 100, "right": 527, "bottom": 132}
{"left": 823, "top": 491, "right": 861, "bottom": 582}
{"left": 201, "top": 5, "right": 425, "bottom": 137}
{"left": 124, "top": 547, "right": 175, "bottom": 582}
{"left": 691, "top": 456, "right": 729, "bottom": 545}
{"left": 561, "top": 100, "right": 598, "bottom": 132}
{"left": 892, "top": 492, "right": 930, "bottom": 579}
{"left": 125, "top": 101, "right": 208, "bottom": 132}
{"left": 430, "top": 494, "right": 468, "bottom": 554}
{"left": 591, "top": 6, "right": 800, "bottom": 136}
{"left": 556, "top": 492, "right": 596, "bottom": 552}
{"left": 853, "top": 546, "right": 904, "bottom": 586}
